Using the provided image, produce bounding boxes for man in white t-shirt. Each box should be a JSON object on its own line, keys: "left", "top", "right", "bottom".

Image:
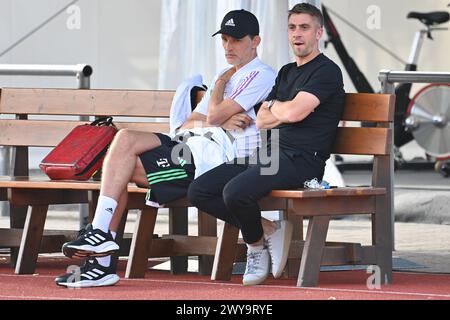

{"left": 55, "top": 9, "right": 277, "bottom": 288}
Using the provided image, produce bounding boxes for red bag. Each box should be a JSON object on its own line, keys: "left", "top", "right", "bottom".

{"left": 40, "top": 117, "right": 118, "bottom": 180}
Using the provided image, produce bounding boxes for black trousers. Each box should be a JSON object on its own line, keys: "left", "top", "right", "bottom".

{"left": 187, "top": 149, "right": 325, "bottom": 244}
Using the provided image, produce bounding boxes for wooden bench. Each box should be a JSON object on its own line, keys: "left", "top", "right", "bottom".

{"left": 0, "top": 87, "right": 216, "bottom": 277}
{"left": 0, "top": 88, "right": 395, "bottom": 287}
{"left": 210, "top": 92, "right": 396, "bottom": 287}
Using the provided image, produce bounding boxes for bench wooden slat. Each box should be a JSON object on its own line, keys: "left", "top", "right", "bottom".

{"left": 269, "top": 187, "right": 385, "bottom": 198}
{"left": 0, "top": 88, "right": 175, "bottom": 117}
{"left": 332, "top": 127, "right": 391, "bottom": 155}
{"left": 0, "top": 177, "right": 385, "bottom": 198}
{"left": 342, "top": 93, "right": 395, "bottom": 122}
{"left": 0, "top": 89, "right": 393, "bottom": 122}
{"left": 0, "top": 120, "right": 170, "bottom": 147}
{"left": 0, "top": 176, "right": 146, "bottom": 192}
{"left": 0, "top": 121, "right": 390, "bottom": 156}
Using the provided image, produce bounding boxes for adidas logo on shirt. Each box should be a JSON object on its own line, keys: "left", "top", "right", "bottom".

{"left": 225, "top": 19, "right": 235, "bottom": 27}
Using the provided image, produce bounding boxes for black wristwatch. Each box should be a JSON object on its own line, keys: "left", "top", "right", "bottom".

{"left": 267, "top": 100, "right": 276, "bottom": 110}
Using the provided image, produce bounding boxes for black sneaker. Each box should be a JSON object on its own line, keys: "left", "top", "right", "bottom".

{"left": 55, "top": 272, "right": 75, "bottom": 287}
{"left": 62, "top": 224, "right": 119, "bottom": 258}
{"left": 54, "top": 264, "right": 88, "bottom": 286}
{"left": 58, "top": 258, "right": 119, "bottom": 288}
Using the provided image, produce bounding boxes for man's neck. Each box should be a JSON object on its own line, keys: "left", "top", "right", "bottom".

{"left": 296, "top": 50, "right": 320, "bottom": 67}
{"left": 235, "top": 54, "right": 257, "bottom": 71}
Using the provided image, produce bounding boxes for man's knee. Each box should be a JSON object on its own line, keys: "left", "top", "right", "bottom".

{"left": 113, "top": 129, "right": 137, "bottom": 146}
{"left": 187, "top": 180, "right": 206, "bottom": 207}
{"left": 112, "top": 129, "right": 160, "bottom": 154}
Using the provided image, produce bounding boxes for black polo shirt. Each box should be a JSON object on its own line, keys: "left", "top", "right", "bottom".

{"left": 266, "top": 53, "right": 345, "bottom": 160}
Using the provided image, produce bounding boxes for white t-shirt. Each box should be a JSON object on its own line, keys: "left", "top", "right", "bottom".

{"left": 193, "top": 57, "right": 277, "bottom": 158}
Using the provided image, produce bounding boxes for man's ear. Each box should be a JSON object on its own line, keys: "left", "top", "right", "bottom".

{"left": 252, "top": 35, "right": 262, "bottom": 49}
{"left": 316, "top": 27, "right": 324, "bottom": 41}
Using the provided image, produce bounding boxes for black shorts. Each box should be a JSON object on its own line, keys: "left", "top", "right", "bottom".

{"left": 139, "top": 133, "right": 195, "bottom": 206}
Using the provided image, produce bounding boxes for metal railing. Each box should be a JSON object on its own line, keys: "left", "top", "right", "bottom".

{"left": 379, "top": 70, "right": 450, "bottom": 93}
{"left": 378, "top": 70, "right": 450, "bottom": 248}
{"left": 0, "top": 64, "right": 92, "bottom": 88}
{"left": 0, "top": 64, "right": 92, "bottom": 224}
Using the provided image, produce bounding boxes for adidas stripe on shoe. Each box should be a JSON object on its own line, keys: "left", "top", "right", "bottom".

{"left": 59, "top": 258, "right": 119, "bottom": 288}
{"left": 62, "top": 224, "right": 119, "bottom": 258}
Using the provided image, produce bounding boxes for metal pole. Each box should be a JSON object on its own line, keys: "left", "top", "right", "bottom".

{"left": 378, "top": 69, "right": 450, "bottom": 251}
{"left": 0, "top": 64, "right": 93, "bottom": 77}
{"left": 379, "top": 70, "right": 396, "bottom": 250}
{"left": 0, "top": 64, "right": 93, "bottom": 220}
{"left": 76, "top": 66, "right": 92, "bottom": 229}
{"left": 380, "top": 70, "right": 450, "bottom": 84}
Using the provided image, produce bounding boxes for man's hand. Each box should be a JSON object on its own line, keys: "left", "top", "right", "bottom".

{"left": 256, "top": 103, "right": 283, "bottom": 129}
{"left": 221, "top": 113, "right": 253, "bottom": 131}
{"left": 216, "top": 67, "right": 236, "bottom": 84}
{"left": 207, "top": 67, "right": 244, "bottom": 126}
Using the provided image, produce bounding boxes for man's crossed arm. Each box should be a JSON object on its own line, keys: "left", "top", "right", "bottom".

{"left": 180, "top": 67, "right": 253, "bottom": 132}
{"left": 256, "top": 91, "right": 320, "bottom": 130}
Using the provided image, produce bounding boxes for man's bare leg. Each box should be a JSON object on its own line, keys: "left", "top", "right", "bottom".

{"left": 90, "top": 131, "right": 156, "bottom": 268}
{"left": 108, "top": 157, "right": 149, "bottom": 233}
{"left": 91, "top": 129, "right": 161, "bottom": 234}
{"left": 101, "top": 129, "right": 161, "bottom": 200}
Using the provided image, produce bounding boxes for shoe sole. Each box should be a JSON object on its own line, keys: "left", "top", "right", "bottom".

{"left": 61, "top": 274, "right": 120, "bottom": 288}
{"left": 242, "top": 274, "right": 268, "bottom": 286}
{"left": 62, "top": 242, "right": 119, "bottom": 258}
{"left": 55, "top": 281, "right": 68, "bottom": 287}
{"left": 272, "top": 221, "right": 294, "bottom": 279}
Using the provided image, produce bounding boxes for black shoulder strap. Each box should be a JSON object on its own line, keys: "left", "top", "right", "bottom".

{"left": 190, "top": 85, "right": 208, "bottom": 111}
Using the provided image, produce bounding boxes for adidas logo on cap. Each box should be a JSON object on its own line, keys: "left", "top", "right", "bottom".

{"left": 212, "top": 10, "right": 259, "bottom": 38}
{"left": 225, "top": 18, "right": 235, "bottom": 27}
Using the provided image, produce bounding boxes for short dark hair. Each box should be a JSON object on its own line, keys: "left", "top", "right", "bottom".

{"left": 288, "top": 3, "right": 324, "bottom": 27}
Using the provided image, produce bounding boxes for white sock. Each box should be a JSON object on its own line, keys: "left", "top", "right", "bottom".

{"left": 92, "top": 195, "right": 117, "bottom": 233}
{"left": 247, "top": 244, "right": 265, "bottom": 253}
{"left": 96, "top": 255, "right": 111, "bottom": 267}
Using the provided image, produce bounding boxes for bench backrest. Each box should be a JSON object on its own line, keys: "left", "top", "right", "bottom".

{"left": 0, "top": 88, "right": 394, "bottom": 151}
{"left": 0, "top": 88, "right": 175, "bottom": 147}
{"left": 0, "top": 88, "right": 395, "bottom": 183}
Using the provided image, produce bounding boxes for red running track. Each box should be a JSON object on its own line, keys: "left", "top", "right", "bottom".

{"left": 0, "top": 257, "right": 449, "bottom": 300}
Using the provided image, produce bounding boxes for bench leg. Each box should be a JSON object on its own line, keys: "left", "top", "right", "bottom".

{"left": 297, "top": 216, "right": 330, "bottom": 287}
{"left": 88, "top": 190, "right": 99, "bottom": 223}
{"left": 373, "top": 155, "right": 393, "bottom": 284}
{"left": 287, "top": 214, "right": 303, "bottom": 278}
{"left": 211, "top": 222, "right": 239, "bottom": 281}
{"left": 198, "top": 211, "right": 217, "bottom": 276}
{"left": 111, "top": 208, "right": 128, "bottom": 271}
{"left": 169, "top": 207, "right": 188, "bottom": 274}
{"left": 9, "top": 204, "right": 28, "bottom": 268}
{"left": 375, "top": 207, "right": 393, "bottom": 285}
{"left": 125, "top": 207, "right": 157, "bottom": 278}
{"left": 15, "top": 205, "right": 48, "bottom": 274}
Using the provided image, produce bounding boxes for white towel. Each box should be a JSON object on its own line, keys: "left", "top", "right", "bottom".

{"left": 169, "top": 74, "right": 204, "bottom": 137}
{"left": 182, "top": 127, "right": 235, "bottom": 179}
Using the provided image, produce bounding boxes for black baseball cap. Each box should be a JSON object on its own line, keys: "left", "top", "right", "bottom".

{"left": 212, "top": 9, "right": 259, "bottom": 39}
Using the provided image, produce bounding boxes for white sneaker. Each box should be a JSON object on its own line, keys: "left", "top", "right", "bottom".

{"left": 242, "top": 247, "right": 270, "bottom": 286}
{"left": 265, "top": 220, "right": 293, "bottom": 278}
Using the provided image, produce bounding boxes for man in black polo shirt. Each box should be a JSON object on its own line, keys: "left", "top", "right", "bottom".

{"left": 188, "top": 3, "right": 345, "bottom": 286}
